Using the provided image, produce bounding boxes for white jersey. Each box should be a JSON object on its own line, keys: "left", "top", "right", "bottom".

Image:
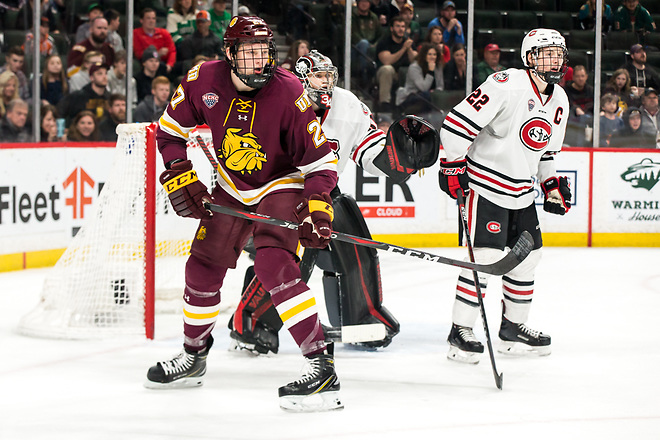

{"left": 440, "top": 68, "right": 569, "bottom": 210}
{"left": 318, "top": 86, "right": 387, "bottom": 179}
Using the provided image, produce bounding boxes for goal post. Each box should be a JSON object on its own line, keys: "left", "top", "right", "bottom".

{"left": 17, "top": 123, "right": 217, "bottom": 340}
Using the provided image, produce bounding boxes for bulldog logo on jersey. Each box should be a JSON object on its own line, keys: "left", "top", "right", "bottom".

{"left": 202, "top": 93, "right": 219, "bottom": 109}
{"left": 220, "top": 128, "right": 267, "bottom": 174}
{"left": 519, "top": 117, "right": 552, "bottom": 151}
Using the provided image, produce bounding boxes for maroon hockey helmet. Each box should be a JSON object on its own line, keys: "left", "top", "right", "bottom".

{"left": 224, "top": 16, "right": 278, "bottom": 88}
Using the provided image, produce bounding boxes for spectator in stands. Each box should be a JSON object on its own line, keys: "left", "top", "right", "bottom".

{"left": 134, "top": 8, "right": 177, "bottom": 74}
{"left": 280, "top": 40, "right": 310, "bottom": 72}
{"left": 395, "top": 42, "right": 444, "bottom": 114}
{"left": 58, "top": 62, "right": 110, "bottom": 124}
{"left": 24, "top": 17, "right": 58, "bottom": 59}
{"left": 237, "top": 5, "right": 251, "bottom": 16}
{"left": 604, "top": 68, "right": 635, "bottom": 115}
{"left": 104, "top": 9, "right": 125, "bottom": 52}
{"left": 376, "top": 16, "right": 417, "bottom": 111}
{"left": 134, "top": 76, "right": 170, "bottom": 122}
{"left": 67, "top": 110, "right": 100, "bottom": 142}
{"left": 67, "top": 17, "right": 115, "bottom": 79}
{"left": 639, "top": 87, "right": 660, "bottom": 147}
{"left": 423, "top": 26, "right": 450, "bottom": 64}
{"left": 0, "top": 47, "right": 30, "bottom": 102}
{"left": 599, "top": 93, "right": 624, "bottom": 146}
{"left": 168, "top": 0, "right": 199, "bottom": 47}
{"left": 177, "top": 10, "right": 224, "bottom": 65}
{"left": 99, "top": 94, "right": 127, "bottom": 141}
{"left": 39, "top": 54, "right": 68, "bottom": 107}
{"left": 107, "top": 50, "right": 138, "bottom": 108}
{"left": 610, "top": 107, "right": 656, "bottom": 148}
{"left": 209, "top": 0, "right": 232, "bottom": 39}
{"left": 427, "top": 1, "right": 465, "bottom": 47}
{"left": 622, "top": 44, "right": 660, "bottom": 95}
{"left": 475, "top": 43, "right": 505, "bottom": 85}
{"left": 75, "top": 3, "right": 104, "bottom": 43}
{"left": 352, "top": 0, "right": 384, "bottom": 88}
{"left": 0, "top": 71, "right": 20, "bottom": 118}
{"left": 578, "top": 0, "right": 613, "bottom": 32}
{"left": 614, "top": 0, "right": 656, "bottom": 33}
{"left": 135, "top": 46, "right": 168, "bottom": 102}
{"left": 69, "top": 51, "right": 105, "bottom": 93}
{"left": 444, "top": 43, "right": 466, "bottom": 91}
{"left": 400, "top": 4, "right": 421, "bottom": 46}
{"left": 192, "top": 54, "right": 210, "bottom": 67}
{"left": 40, "top": 104, "right": 64, "bottom": 142}
{"left": 384, "top": 0, "right": 413, "bottom": 25}
{"left": 370, "top": 0, "right": 391, "bottom": 27}
{"left": 0, "top": 99, "right": 31, "bottom": 142}
{"left": 565, "top": 65, "right": 594, "bottom": 146}
{"left": 16, "top": 0, "right": 65, "bottom": 33}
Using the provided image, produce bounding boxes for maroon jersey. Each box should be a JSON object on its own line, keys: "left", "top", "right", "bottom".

{"left": 157, "top": 61, "right": 338, "bottom": 204}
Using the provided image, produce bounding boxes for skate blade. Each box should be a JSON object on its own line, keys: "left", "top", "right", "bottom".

{"left": 227, "top": 339, "right": 267, "bottom": 357}
{"left": 498, "top": 341, "right": 551, "bottom": 357}
{"left": 143, "top": 376, "right": 204, "bottom": 389}
{"left": 279, "top": 391, "right": 344, "bottom": 413}
{"left": 447, "top": 345, "right": 481, "bottom": 364}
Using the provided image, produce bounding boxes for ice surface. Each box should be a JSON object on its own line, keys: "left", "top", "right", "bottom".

{"left": 2, "top": 247, "right": 659, "bottom": 439}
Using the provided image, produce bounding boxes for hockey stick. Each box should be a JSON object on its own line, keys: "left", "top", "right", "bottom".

{"left": 203, "top": 201, "right": 532, "bottom": 276}
{"left": 456, "top": 191, "right": 504, "bottom": 390}
{"left": 324, "top": 323, "right": 388, "bottom": 343}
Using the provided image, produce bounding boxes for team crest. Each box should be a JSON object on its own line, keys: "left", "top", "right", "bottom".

{"left": 519, "top": 117, "right": 552, "bottom": 151}
{"left": 202, "top": 93, "right": 219, "bottom": 109}
{"left": 528, "top": 99, "right": 535, "bottom": 111}
{"left": 220, "top": 128, "right": 267, "bottom": 174}
{"left": 486, "top": 221, "right": 501, "bottom": 233}
{"left": 493, "top": 72, "right": 509, "bottom": 83}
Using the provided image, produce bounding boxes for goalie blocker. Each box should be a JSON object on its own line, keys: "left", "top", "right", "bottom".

{"left": 229, "top": 190, "right": 400, "bottom": 354}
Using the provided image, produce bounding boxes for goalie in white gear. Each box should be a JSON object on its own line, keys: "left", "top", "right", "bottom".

{"left": 228, "top": 50, "right": 440, "bottom": 355}
{"left": 438, "top": 29, "right": 572, "bottom": 363}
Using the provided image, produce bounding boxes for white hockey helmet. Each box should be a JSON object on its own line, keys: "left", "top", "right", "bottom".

{"left": 520, "top": 28, "right": 568, "bottom": 85}
{"left": 294, "top": 50, "right": 338, "bottom": 109}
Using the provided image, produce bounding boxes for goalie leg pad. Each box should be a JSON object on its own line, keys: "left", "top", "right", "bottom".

{"left": 321, "top": 193, "right": 400, "bottom": 347}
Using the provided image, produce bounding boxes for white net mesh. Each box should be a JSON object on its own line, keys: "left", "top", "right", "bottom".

{"left": 17, "top": 124, "right": 216, "bottom": 339}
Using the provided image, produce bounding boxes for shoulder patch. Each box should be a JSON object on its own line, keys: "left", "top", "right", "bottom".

{"left": 493, "top": 71, "right": 509, "bottom": 83}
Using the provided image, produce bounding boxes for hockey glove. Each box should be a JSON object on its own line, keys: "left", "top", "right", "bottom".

{"left": 541, "top": 176, "right": 572, "bottom": 215}
{"left": 438, "top": 159, "right": 470, "bottom": 199}
{"left": 295, "top": 193, "right": 334, "bottom": 249}
{"left": 160, "top": 160, "right": 212, "bottom": 219}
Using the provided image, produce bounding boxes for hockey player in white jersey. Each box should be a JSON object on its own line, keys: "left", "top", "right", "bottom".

{"left": 438, "top": 29, "right": 572, "bottom": 363}
{"left": 228, "top": 50, "right": 440, "bottom": 354}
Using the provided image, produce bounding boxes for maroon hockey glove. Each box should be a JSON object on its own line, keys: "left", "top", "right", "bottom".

{"left": 541, "top": 176, "right": 572, "bottom": 215}
{"left": 439, "top": 159, "right": 470, "bottom": 199}
{"left": 160, "top": 160, "right": 212, "bottom": 219}
{"left": 295, "top": 193, "right": 334, "bottom": 249}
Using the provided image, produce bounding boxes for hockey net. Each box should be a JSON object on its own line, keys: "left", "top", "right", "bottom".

{"left": 17, "top": 123, "right": 220, "bottom": 339}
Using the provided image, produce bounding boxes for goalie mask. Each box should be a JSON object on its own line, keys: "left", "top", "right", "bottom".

{"left": 294, "top": 50, "right": 338, "bottom": 110}
{"left": 224, "top": 16, "right": 278, "bottom": 89}
{"left": 520, "top": 28, "right": 568, "bottom": 85}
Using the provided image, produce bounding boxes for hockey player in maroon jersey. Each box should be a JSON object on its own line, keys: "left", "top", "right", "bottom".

{"left": 438, "top": 29, "right": 572, "bottom": 363}
{"left": 144, "top": 16, "right": 342, "bottom": 412}
{"left": 226, "top": 50, "right": 440, "bottom": 356}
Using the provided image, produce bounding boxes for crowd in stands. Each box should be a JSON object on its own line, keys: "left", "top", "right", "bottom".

{"left": 0, "top": 0, "right": 659, "bottom": 148}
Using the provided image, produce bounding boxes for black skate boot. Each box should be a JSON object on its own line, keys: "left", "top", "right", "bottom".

{"left": 278, "top": 343, "right": 343, "bottom": 412}
{"left": 498, "top": 315, "right": 551, "bottom": 356}
{"left": 447, "top": 324, "right": 484, "bottom": 364}
{"left": 144, "top": 336, "right": 214, "bottom": 389}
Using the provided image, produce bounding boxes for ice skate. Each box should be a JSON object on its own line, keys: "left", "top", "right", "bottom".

{"left": 446, "top": 324, "right": 484, "bottom": 364}
{"left": 144, "top": 336, "right": 213, "bottom": 389}
{"left": 498, "top": 315, "right": 551, "bottom": 356}
{"left": 227, "top": 316, "right": 279, "bottom": 356}
{"left": 278, "top": 343, "right": 343, "bottom": 412}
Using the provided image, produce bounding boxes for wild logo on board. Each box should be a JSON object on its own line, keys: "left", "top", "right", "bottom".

{"left": 620, "top": 158, "right": 660, "bottom": 191}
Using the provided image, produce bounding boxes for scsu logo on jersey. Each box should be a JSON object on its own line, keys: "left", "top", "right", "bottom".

{"left": 519, "top": 117, "right": 552, "bottom": 151}
{"left": 494, "top": 72, "right": 509, "bottom": 83}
